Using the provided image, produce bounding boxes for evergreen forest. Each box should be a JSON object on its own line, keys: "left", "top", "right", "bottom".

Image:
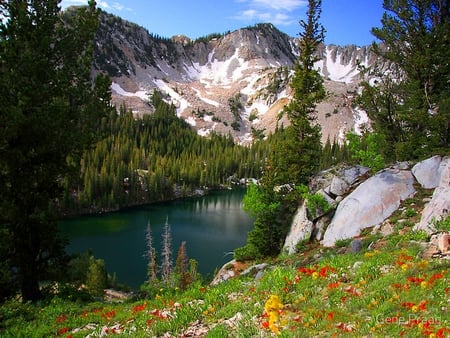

{"left": 60, "top": 91, "right": 271, "bottom": 214}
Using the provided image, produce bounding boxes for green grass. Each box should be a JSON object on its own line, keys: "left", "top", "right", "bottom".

{"left": 1, "top": 195, "right": 449, "bottom": 337}
{"left": 1, "top": 242, "right": 448, "bottom": 337}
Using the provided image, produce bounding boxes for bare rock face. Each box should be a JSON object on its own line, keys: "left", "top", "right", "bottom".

{"left": 89, "top": 10, "right": 381, "bottom": 144}
{"left": 412, "top": 155, "right": 443, "bottom": 189}
{"left": 283, "top": 201, "right": 314, "bottom": 254}
{"left": 322, "top": 169, "right": 416, "bottom": 247}
{"left": 414, "top": 157, "right": 450, "bottom": 233}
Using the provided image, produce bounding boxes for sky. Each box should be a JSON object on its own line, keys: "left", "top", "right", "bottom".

{"left": 60, "top": 0, "right": 385, "bottom": 46}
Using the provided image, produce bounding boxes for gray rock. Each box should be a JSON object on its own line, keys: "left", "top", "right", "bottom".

{"left": 241, "top": 263, "right": 269, "bottom": 276}
{"left": 322, "top": 169, "right": 416, "bottom": 247}
{"left": 342, "top": 165, "right": 371, "bottom": 185}
{"left": 414, "top": 157, "right": 450, "bottom": 233}
{"left": 348, "top": 239, "right": 363, "bottom": 253}
{"left": 283, "top": 200, "right": 314, "bottom": 254}
{"left": 330, "top": 176, "right": 349, "bottom": 196}
{"left": 313, "top": 213, "right": 333, "bottom": 241}
{"left": 412, "top": 155, "right": 442, "bottom": 189}
{"left": 255, "top": 270, "right": 265, "bottom": 281}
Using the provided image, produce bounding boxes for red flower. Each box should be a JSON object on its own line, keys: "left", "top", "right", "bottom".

{"left": 418, "top": 300, "right": 427, "bottom": 311}
{"left": 327, "top": 282, "right": 340, "bottom": 289}
{"left": 298, "top": 267, "right": 316, "bottom": 275}
{"left": 344, "top": 286, "right": 360, "bottom": 296}
{"left": 319, "top": 266, "right": 335, "bottom": 278}
{"left": 102, "top": 310, "right": 116, "bottom": 320}
{"left": 407, "top": 276, "right": 425, "bottom": 284}
{"left": 436, "top": 327, "right": 450, "bottom": 338}
{"left": 401, "top": 302, "right": 415, "bottom": 309}
{"left": 261, "top": 321, "right": 270, "bottom": 329}
{"left": 326, "top": 312, "right": 335, "bottom": 321}
{"left": 57, "top": 327, "right": 70, "bottom": 335}
{"left": 56, "top": 315, "right": 67, "bottom": 323}
{"left": 336, "top": 322, "right": 353, "bottom": 332}
{"left": 133, "top": 304, "right": 146, "bottom": 314}
{"left": 429, "top": 272, "right": 444, "bottom": 284}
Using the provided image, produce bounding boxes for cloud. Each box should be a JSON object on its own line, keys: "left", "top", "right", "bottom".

{"left": 112, "top": 2, "right": 125, "bottom": 11}
{"left": 97, "top": 1, "right": 111, "bottom": 9}
{"left": 60, "top": 0, "right": 89, "bottom": 6}
{"left": 234, "top": 10, "right": 294, "bottom": 26}
{"left": 233, "top": 0, "right": 305, "bottom": 26}
{"left": 251, "top": 0, "right": 307, "bottom": 11}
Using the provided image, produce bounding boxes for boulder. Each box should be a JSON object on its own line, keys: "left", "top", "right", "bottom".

{"left": 341, "top": 165, "right": 371, "bottom": 185}
{"left": 283, "top": 200, "right": 314, "bottom": 254}
{"left": 329, "top": 176, "right": 349, "bottom": 196}
{"left": 322, "top": 169, "right": 416, "bottom": 247}
{"left": 412, "top": 155, "right": 442, "bottom": 189}
{"left": 414, "top": 157, "right": 450, "bottom": 233}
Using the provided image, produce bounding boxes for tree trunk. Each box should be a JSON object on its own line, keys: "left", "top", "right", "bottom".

{"left": 21, "top": 265, "right": 42, "bottom": 302}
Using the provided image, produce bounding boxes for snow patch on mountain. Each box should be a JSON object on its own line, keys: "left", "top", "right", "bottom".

{"left": 199, "top": 48, "right": 250, "bottom": 87}
{"left": 153, "top": 79, "right": 190, "bottom": 116}
{"left": 192, "top": 88, "right": 221, "bottom": 107}
{"left": 111, "top": 82, "right": 148, "bottom": 101}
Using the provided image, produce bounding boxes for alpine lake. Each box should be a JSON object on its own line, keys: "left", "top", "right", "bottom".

{"left": 59, "top": 189, "right": 253, "bottom": 289}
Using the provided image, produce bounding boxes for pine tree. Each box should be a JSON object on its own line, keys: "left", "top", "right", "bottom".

{"left": 0, "top": 0, "right": 111, "bottom": 301}
{"left": 145, "top": 221, "right": 158, "bottom": 283}
{"left": 281, "top": 0, "right": 326, "bottom": 184}
{"left": 236, "top": 0, "right": 327, "bottom": 260}
{"left": 174, "top": 241, "right": 190, "bottom": 290}
{"left": 361, "top": 0, "right": 450, "bottom": 159}
{"left": 161, "top": 217, "right": 172, "bottom": 285}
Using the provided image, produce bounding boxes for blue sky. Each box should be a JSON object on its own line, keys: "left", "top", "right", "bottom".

{"left": 61, "top": 0, "right": 384, "bottom": 46}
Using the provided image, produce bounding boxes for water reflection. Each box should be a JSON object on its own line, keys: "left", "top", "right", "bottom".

{"left": 59, "top": 189, "right": 253, "bottom": 288}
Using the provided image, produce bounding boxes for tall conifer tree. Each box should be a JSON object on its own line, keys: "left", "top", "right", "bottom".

{"left": 360, "top": 0, "right": 449, "bottom": 159}
{"left": 0, "top": 1, "right": 111, "bottom": 301}
{"left": 280, "top": 0, "right": 326, "bottom": 184}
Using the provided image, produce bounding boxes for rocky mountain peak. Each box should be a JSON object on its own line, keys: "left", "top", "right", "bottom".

{"left": 92, "top": 10, "right": 380, "bottom": 144}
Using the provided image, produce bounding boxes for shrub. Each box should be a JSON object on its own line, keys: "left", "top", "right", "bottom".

{"left": 234, "top": 244, "right": 262, "bottom": 261}
{"left": 86, "top": 257, "right": 108, "bottom": 297}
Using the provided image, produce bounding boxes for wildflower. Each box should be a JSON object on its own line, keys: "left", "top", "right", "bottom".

{"left": 318, "top": 266, "right": 334, "bottom": 278}
{"left": 57, "top": 327, "right": 70, "bottom": 335}
{"left": 298, "top": 267, "right": 315, "bottom": 275}
{"left": 336, "top": 322, "right": 354, "bottom": 332}
{"left": 263, "top": 295, "right": 284, "bottom": 335}
{"left": 326, "top": 312, "right": 335, "bottom": 320}
{"left": 429, "top": 272, "right": 445, "bottom": 284}
{"left": 408, "top": 276, "right": 425, "bottom": 285}
{"left": 56, "top": 315, "right": 67, "bottom": 323}
{"left": 102, "top": 310, "right": 116, "bottom": 320}
{"left": 401, "top": 302, "right": 415, "bottom": 309}
{"left": 312, "top": 271, "right": 319, "bottom": 279}
{"left": 418, "top": 300, "right": 427, "bottom": 311}
{"left": 327, "top": 282, "right": 340, "bottom": 289}
{"left": 401, "top": 263, "right": 409, "bottom": 272}
{"left": 421, "top": 281, "right": 429, "bottom": 289}
{"left": 132, "top": 303, "right": 146, "bottom": 314}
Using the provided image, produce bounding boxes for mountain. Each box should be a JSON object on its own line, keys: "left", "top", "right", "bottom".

{"left": 93, "top": 10, "right": 379, "bottom": 144}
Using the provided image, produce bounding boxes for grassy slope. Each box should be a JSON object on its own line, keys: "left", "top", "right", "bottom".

{"left": 1, "top": 189, "right": 449, "bottom": 337}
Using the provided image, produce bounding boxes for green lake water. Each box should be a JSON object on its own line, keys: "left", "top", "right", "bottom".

{"left": 59, "top": 189, "right": 253, "bottom": 289}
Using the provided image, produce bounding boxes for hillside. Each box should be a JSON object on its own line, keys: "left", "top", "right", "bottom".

{"left": 93, "top": 11, "right": 378, "bottom": 144}
{"left": 2, "top": 187, "right": 448, "bottom": 337}
{"left": 2, "top": 156, "right": 449, "bottom": 337}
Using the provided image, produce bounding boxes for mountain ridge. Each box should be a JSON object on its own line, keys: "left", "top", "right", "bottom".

{"left": 92, "top": 10, "right": 378, "bottom": 144}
